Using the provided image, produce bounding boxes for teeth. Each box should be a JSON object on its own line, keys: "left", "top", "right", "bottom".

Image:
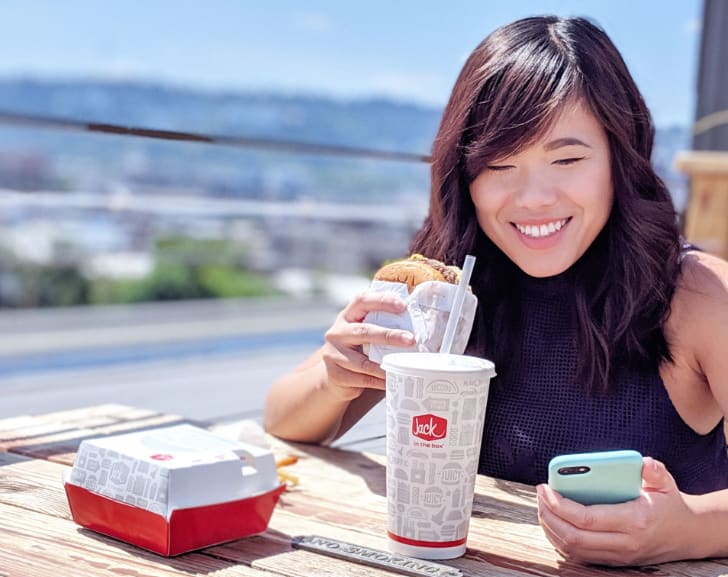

{"left": 515, "top": 219, "right": 568, "bottom": 238}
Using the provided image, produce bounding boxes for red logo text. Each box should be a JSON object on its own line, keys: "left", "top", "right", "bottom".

{"left": 411, "top": 414, "right": 447, "bottom": 442}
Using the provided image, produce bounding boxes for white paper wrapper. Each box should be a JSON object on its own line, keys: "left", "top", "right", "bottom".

{"left": 364, "top": 279, "right": 478, "bottom": 363}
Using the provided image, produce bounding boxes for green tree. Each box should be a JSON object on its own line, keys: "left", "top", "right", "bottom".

{"left": 90, "top": 236, "right": 280, "bottom": 304}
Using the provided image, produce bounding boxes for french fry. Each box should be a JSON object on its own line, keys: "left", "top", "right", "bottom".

{"left": 275, "top": 455, "right": 299, "bottom": 468}
{"left": 277, "top": 469, "right": 299, "bottom": 487}
{"left": 276, "top": 454, "right": 300, "bottom": 487}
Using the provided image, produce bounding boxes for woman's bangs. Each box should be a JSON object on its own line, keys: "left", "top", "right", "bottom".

{"left": 463, "top": 50, "right": 580, "bottom": 181}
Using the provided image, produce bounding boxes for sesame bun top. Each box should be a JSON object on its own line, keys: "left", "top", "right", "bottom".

{"left": 373, "top": 254, "right": 461, "bottom": 293}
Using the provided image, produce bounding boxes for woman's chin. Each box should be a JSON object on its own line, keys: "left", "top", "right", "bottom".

{"left": 514, "top": 259, "right": 574, "bottom": 279}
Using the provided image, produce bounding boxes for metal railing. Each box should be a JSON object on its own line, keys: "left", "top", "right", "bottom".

{"left": 0, "top": 110, "right": 431, "bottom": 165}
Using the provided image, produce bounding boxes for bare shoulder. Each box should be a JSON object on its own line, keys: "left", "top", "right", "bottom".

{"left": 674, "top": 250, "right": 728, "bottom": 310}
{"left": 670, "top": 251, "right": 728, "bottom": 336}
{"left": 666, "top": 252, "right": 728, "bottom": 363}
{"left": 669, "top": 250, "right": 728, "bottom": 401}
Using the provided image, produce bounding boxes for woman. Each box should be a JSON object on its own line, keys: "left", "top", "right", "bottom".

{"left": 264, "top": 16, "right": 728, "bottom": 565}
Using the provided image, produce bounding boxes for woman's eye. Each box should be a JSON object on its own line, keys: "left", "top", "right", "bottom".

{"left": 553, "top": 157, "right": 585, "bottom": 166}
{"left": 486, "top": 164, "right": 514, "bottom": 172}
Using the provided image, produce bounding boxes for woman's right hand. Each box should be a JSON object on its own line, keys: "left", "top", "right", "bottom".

{"left": 321, "top": 291, "right": 415, "bottom": 401}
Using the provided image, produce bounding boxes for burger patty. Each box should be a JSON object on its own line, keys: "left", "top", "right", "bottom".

{"left": 409, "top": 254, "right": 461, "bottom": 284}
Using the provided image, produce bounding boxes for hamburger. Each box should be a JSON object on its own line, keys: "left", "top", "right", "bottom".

{"left": 373, "top": 254, "right": 462, "bottom": 293}
{"left": 366, "top": 254, "right": 477, "bottom": 362}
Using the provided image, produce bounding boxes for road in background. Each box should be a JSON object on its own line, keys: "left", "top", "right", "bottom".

{"left": 0, "top": 297, "right": 387, "bottom": 453}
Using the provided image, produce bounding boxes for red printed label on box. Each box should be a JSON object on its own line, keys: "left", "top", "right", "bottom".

{"left": 411, "top": 414, "right": 447, "bottom": 442}
{"left": 150, "top": 454, "right": 174, "bottom": 461}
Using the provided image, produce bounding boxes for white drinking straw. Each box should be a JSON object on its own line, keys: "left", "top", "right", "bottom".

{"left": 439, "top": 254, "right": 476, "bottom": 355}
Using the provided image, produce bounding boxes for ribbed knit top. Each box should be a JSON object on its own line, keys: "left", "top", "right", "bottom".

{"left": 477, "top": 271, "right": 728, "bottom": 494}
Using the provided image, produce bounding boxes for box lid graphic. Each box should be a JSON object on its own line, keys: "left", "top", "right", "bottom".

{"left": 63, "top": 424, "right": 285, "bottom": 555}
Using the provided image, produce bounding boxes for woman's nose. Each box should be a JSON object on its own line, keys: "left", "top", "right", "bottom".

{"left": 513, "top": 174, "right": 558, "bottom": 209}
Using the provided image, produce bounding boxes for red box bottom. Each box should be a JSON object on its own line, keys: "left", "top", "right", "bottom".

{"left": 65, "top": 482, "right": 286, "bottom": 556}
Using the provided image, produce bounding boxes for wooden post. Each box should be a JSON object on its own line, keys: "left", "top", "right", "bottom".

{"left": 674, "top": 151, "right": 728, "bottom": 259}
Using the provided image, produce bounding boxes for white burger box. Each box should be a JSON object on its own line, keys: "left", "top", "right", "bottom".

{"left": 63, "top": 424, "right": 285, "bottom": 556}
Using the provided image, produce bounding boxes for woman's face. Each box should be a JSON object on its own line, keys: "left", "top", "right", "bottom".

{"left": 469, "top": 100, "right": 613, "bottom": 278}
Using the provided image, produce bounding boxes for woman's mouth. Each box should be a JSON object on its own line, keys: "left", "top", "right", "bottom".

{"left": 512, "top": 217, "right": 571, "bottom": 239}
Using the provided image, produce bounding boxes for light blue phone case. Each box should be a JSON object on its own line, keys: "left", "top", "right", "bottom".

{"left": 547, "top": 450, "right": 643, "bottom": 505}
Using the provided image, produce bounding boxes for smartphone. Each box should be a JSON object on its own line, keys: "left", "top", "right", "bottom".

{"left": 547, "top": 450, "right": 643, "bottom": 505}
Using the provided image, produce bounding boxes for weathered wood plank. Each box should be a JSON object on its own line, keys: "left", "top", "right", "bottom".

{"left": 0, "top": 404, "right": 156, "bottom": 436}
{"left": 0, "top": 456, "right": 71, "bottom": 519}
{"left": 211, "top": 495, "right": 720, "bottom": 577}
{"left": 0, "top": 439, "right": 558, "bottom": 576}
{"left": 218, "top": 442, "right": 728, "bottom": 577}
{"left": 0, "top": 404, "right": 198, "bottom": 464}
{"left": 0, "top": 500, "right": 275, "bottom": 577}
{"left": 213, "top": 534, "right": 415, "bottom": 577}
{"left": 202, "top": 456, "right": 681, "bottom": 577}
{"left": 232, "top": 510, "right": 539, "bottom": 577}
{"left": 4, "top": 405, "right": 728, "bottom": 577}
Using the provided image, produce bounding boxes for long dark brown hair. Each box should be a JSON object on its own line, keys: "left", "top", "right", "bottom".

{"left": 410, "top": 16, "right": 681, "bottom": 391}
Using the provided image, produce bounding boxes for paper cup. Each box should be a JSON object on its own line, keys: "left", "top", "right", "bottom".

{"left": 381, "top": 352, "right": 496, "bottom": 560}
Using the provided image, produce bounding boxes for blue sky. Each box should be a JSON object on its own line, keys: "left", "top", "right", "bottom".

{"left": 1, "top": 0, "right": 702, "bottom": 126}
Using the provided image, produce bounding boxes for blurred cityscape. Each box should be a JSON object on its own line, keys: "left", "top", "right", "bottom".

{"left": 0, "top": 79, "right": 691, "bottom": 309}
{"left": 0, "top": 78, "right": 692, "bottom": 430}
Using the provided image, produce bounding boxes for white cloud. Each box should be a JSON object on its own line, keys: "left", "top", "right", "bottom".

{"left": 685, "top": 17, "right": 701, "bottom": 35}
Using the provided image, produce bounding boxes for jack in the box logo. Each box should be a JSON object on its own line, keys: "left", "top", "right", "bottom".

{"left": 411, "top": 414, "right": 448, "bottom": 442}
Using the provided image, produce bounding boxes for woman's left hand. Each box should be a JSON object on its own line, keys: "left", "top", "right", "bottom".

{"left": 537, "top": 457, "right": 699, "bottom": 566}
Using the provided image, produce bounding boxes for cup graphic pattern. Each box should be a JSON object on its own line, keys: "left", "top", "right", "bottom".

{"left": 386, "top": 370, "right": 489, "bottom": 545}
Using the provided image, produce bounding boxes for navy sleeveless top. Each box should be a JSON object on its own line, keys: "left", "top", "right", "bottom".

{"left": 477, "top": 270, "right": 728, "bottom": 495}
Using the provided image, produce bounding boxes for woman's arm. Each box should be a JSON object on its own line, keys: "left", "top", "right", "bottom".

{"left": 263, "top": 291, "right": 415, "bottom": 444}
{"left": 670, "top": 251, "right": 728, "bottom": 559}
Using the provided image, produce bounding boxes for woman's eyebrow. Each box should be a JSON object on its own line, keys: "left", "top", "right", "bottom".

{"left": 543, "top": 137, "right": 591, "bottom": 151}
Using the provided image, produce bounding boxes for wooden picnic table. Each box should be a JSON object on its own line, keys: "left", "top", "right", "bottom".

{"left": 0, "top": 403, "right": 726, "bottom": 577}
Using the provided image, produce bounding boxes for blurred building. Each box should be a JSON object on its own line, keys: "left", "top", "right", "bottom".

{"left": 676, "top": 0, "right": 728, "bottom": 257}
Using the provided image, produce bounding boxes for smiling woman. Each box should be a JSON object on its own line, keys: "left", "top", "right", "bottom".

{"left": 264, "top": 14, "right": 728, "bottom": 567}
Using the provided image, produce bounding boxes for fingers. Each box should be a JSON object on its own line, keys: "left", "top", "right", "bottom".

{"left": 539, "top": 512, "right": 637, "bottom": 565}
{"left": 323, "top": 345, "right": 386, "bottom": 400}
{"left": 327, "top": 355, "right": 386, "bottom": 391}
{"left": 327, "top": 322, "right": 415, "bottom": 348}
{"left": 325, "top": 343, "right": 385, "bottom": 381}
{"left": 330, "top": 290, "right": 415, "bottom": 348}
{"left": 321, "top": 290, "right": 414, "bottom": 398}
{"left": 341, "top": 291, "right": 408, "bottom": 323}
{"left": 538, "top": 484, "right": 646, "bottom": 533}
{"left": 640, "top": 457, "right": 675, "bottom": 493}
{"left": 537, "top": 484, "right": 648, "bottom": 566}
{"left": 328, "top": 292, "right": 414, "bottom": 348}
